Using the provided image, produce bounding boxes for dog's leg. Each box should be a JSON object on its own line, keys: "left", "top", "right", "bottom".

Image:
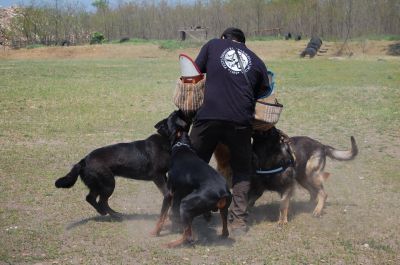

{"left": 311, "top": 172, "right": 329, "bottom": 217}
{"left": 165, "top": 225, "right": 193, "bottom": 248}
{"left": 153, "top": 174, "right": 169, "bottom": 196}
{"left": 202, "top": 211, "right": 212, "bottom": 222}
{"left": 169, "top": 194, "right": 183, "bottom": 232}
{"left": 98, "top": 195, "right": 123, "bottom": 220}
{"left": 313, "top": 186, "right": 328, "bottom": 217}
{"left": 165, "top": 192, "right": 204, "bottom": 247}
{"left": 218, "top": 196, "right": 230, "bottom": 238}
{"left": 97, "top": 177, "right": 123, "bottom": 220}
{"left": 278, "top": 188, "right": 293, "bottom": 226}
{"left": 86, "top": 190, "right": 105, "bottom": 215}
{"left": 151, "top": 193, "right": 172, "bottom": 236}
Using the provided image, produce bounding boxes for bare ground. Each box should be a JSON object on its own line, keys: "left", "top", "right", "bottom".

{"left": 0, "top": 40, "right": 398, "bottom": 61}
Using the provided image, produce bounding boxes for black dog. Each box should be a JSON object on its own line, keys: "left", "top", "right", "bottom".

{"left": 54, "top": 116, "right": 176, "bottom": 219}
{"left": 151, "top": 111, "right": 231, "bottom": 248}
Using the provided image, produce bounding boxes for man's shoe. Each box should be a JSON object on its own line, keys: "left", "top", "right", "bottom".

{"left": 229, "top": 221, "right": 249, "bottom": 237}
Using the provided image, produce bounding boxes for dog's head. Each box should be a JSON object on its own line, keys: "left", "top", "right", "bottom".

{"left": 154, "top": 110, "right": 191, "bottom": 142}
{"left": 252, "top": 127, "right": 284, "bottom": 165}
{"left": 253, "top": 127, "right": 281, "bottom": 147}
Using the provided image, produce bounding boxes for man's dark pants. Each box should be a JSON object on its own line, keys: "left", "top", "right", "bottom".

{"left": 189, "top": 120, "right": 253, "bottom": 227}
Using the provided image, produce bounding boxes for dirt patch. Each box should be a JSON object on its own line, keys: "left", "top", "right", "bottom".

{"left": 0, "top": 43, "right": 170, "bottom": 60}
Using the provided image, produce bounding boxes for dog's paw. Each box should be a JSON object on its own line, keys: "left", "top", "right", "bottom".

{"left": 163, "top": 238, "right": 195, "bottom": 248}
{"left": 109, "top": 212, "right": 124, "bottom": 222}
{"left": 277, "top": 220, "right": 288, "bottom": 227}
{"left": 164, "top": 241, "right": 182, "bottom": 248}
{"left": 220, "top": 226, "right": 229, "bottom": 238}
{"left": 312, "top": 208, "right": 323, "bottom": 217}
{"left": 149, "top": 230, "right": 160, "bottom": 237}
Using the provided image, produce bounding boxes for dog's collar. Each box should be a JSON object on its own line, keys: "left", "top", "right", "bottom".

{"left": 256, "top": 157, "right": 295, "bottom": 175}
{"left": 256, "top": 167, "right": 285, "bottom": 174}
{"left": 172, "top": 141, "right": 192, "bottom": 150}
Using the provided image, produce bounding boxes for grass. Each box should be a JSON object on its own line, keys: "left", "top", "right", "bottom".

{"left": 354, "top": 34, "right": 400, "bottom": 41}
{"left": 26, "top": 44, "right": 46, "bottom": 49}
{"left": 0, "top": 44, "right": 399, "bottom": 264}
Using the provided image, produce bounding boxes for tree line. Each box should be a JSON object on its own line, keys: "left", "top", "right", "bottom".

{"left": 2, "top": 0, "right": 399, "bottom": 47}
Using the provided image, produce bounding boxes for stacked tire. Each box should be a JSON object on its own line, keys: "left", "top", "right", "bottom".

{"left": 300, "top": 37, "right": 322, "bottom": 58}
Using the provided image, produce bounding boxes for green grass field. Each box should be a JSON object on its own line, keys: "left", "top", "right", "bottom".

{"left": 0, "top": 47, "right": 399, "bottom": 264}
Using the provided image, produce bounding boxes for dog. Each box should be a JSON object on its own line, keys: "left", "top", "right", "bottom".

{"left": 54, "top": 116, "right": 176, "bottom": 219}
{"left": 151, "top": 110, "right": 231, "bottom": 248}
{"left": 214, "top": 127, "right": 358, "bottom": 224}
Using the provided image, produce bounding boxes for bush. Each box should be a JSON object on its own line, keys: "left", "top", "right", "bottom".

{"left": 90, "top": 32, "right": 105, "bottom": 45}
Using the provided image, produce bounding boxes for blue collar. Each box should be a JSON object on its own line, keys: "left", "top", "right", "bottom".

{"left": 256, "top": 167, "right": 284, "bottom": 175}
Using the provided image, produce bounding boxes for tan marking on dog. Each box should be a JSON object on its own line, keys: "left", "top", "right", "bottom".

{"left": 214, "top": 144, "right": 233, "bottom": 187}
{"left": 305, "top": 153, "right": 322, "bottom": 177}
{"left": 216, "top": 197, "right": 227, "bottom": 209}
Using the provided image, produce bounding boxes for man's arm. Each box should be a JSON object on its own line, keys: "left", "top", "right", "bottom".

{"left": 255, "top": 63, "right": 272, "bottom": 99}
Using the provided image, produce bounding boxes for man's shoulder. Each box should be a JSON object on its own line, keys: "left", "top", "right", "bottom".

{"left": 243, "top": 48, "right": 266, "bottom": 68}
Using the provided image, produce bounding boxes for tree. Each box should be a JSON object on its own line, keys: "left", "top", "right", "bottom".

{"left": 92, "top": 0, "right": 109, "bottom": 41}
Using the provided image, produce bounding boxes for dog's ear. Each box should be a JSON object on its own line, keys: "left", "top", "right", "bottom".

{"left": 154, "top": 118, "right": 169, "bottom": 137}
{"left": 174, "top": 110, "right": 192, "bottom": 131}
{"left": 175, "top": 117, "right": 188, "bottom": 129}
{"left": 154, "top": 118, "right": 166, "bottom": 130}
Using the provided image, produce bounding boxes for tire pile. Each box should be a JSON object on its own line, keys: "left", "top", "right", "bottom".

{"left": 300, "top": 37, "right": 323, "bottom": 58}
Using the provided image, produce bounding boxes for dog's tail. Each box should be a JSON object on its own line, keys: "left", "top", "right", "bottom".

{"left": 325, "top": 136, "right": 358, "bottom": 161}
{"left": 55, "top": 159, "right": 85, "bottom": 188}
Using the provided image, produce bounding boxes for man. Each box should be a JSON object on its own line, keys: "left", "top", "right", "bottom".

{"left": 190, "top": 27, "right": 271, "bottom": 235}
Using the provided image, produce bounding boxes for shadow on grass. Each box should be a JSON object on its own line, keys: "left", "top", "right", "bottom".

{"left": 192, "top": 215, "right": 236, "bottom": 247}
{"left": 66, "top": 212, "right": 159, "bottom": 230}
{"left": 249, "top": 200, "right": 358, "bottom": 224}
{"left": 249, "top": 200, "right": 317, "bottom": 224}
{"left": 155, "top": 214, "right": 236, "bottom": 247}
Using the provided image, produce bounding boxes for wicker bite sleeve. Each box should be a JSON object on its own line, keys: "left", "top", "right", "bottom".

{"left": 173, "top": 78, "right": 205, "bottom": 115}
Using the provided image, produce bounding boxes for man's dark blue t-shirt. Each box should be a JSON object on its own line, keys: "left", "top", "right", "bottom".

{"left": 195, "top": 38, "right": 270, "bottom": 125}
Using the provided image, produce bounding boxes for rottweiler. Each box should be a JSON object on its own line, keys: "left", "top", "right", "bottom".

{"left": 151, "top": 110, "right": 231, "bottom": 248}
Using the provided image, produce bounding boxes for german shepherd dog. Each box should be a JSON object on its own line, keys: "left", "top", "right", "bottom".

{"left": 214, "top": 127, "right": 358, "bottom": 224}
{"left": 151, "top": 110, "right": 231, "bottom": 248}
{"left": 54, "top": 114, "right": 182, "bottom": 219}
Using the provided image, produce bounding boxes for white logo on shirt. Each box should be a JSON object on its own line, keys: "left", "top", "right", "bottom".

{"left": 220, "top": 48, "right": 252, "bottom": 74}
